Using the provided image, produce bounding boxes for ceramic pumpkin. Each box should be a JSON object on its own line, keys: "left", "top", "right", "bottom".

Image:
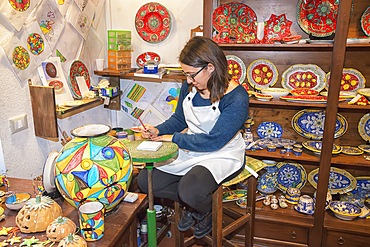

{"left": 16, "top": 195, "right": 62, "bottom": 233}
{"left": 55, "top": 124, "right": 132, "bottom": 211}
{"left": 47, "top": 216, "right": 76, "bottom": 242}
{"left": 58, "top": 233, "right": 87, "bottom": 247}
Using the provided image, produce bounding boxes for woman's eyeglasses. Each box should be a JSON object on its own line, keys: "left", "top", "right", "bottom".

{"left": 182, "top": 64, "right": 208, "bottom": 81}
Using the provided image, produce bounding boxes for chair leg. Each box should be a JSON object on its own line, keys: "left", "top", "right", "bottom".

{"left": 212, "top": 186, "right": 223, "bottom": 247}
{"left": 245, "top": 176, "right": 257, "bottom": 247}
{"left": 174, "top": 201, "right": 185, "bottom": 247}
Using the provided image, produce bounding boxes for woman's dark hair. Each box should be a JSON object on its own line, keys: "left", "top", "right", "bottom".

{"left": 179, "top": 36, "right": 230, "bottom": 103}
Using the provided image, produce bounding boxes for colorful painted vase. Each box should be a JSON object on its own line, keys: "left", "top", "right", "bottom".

{"left": 286, "top": 183, "right": 301, "bottom": 204}
{"left": 55, "top": 124, "right": 133, "bottom": 211}
{"left": 257, "top": 160, "right": 278, "bottom": 194}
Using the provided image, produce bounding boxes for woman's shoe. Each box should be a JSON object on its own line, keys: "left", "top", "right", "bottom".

{"left": 193, "top": 211, "right": 212, "bottom": 239}
{"left": 177, "top": 210, "right": 195, "bottom": 231}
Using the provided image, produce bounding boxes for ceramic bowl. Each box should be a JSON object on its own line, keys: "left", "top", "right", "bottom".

{"left": 255, "top": 93, "right": 273, "bottom": 101}
{"left": 261, "top": 160, "right": 276, "bottom": 166}
{"left": 261, "top": 88, "right": 289, "bottom": 99}
{"left": 329, "top": 201, "right": 362, "bottom": 220}
{"left": 294, "top": 195, "right": 314, "bottom": 215}
{"left": 5, "top": 192, "right": 31, "bottom": 210}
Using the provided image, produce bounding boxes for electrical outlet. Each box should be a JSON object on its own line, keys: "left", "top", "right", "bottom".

{"left": 9, "top": 114, "right": 28, "bottom": 134}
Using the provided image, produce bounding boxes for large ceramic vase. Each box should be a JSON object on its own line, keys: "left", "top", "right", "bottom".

{"left": 54, "top": 124, "right": 132, "bottom": 211}
{"left": 257, "top": 160, "right": 278, "bottom": 194}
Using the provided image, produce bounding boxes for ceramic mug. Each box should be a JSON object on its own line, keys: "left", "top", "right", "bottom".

{"left": 79, "top": 201, "right": 105, "bottom": 241}
{"left": 295, "top": 195, "right": 314, "bottom": 215}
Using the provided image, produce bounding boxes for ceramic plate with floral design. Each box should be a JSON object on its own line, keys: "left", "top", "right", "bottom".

{"left": 263, "top": 14, "right": 292, "bottom": 42}
{"left": 136, "top": 52, "right": 161, "bottom": 68}
{"left": 341, "top": 146, "right": 364, "bottom": 156}
{"left": 361, "top": 6, "right": 370, "bottom": 36}
{"left": 222, "top": 190, "right": 248, "bottom": 202}
{"left": 281, "top": 95, "right": 346, "bottom": 104}
{"left": 135, "top": 2, "right": 172, "bottom": 43}
{"left": 281, "top": 64, "right": 326, "bottom": 91}
{"left": 236, "top": 195, "right": 265, "bottom": 208}
{"left": 255, "top": 138, "right": 296, "bottom": 148}
{"left": 213, "top": 2, "right": 257, "bottom": 42}
{"left": 69, "top": 60, "right": 90, "bottom": 98}
{"left": 358, "top": 145, "right": 370, "bottom": 153}
{"left": 276, "top": 161, "right": 307, "bottom": 193}
{"left": 326, "top": 68, "right": 366, "bottom": 92}
{"left": 329, "top": 201, "right": 362, "bottom": 220}
{"left": 292, "top": 109, "right": 348, "bottom": 139}
{"left": 257, "top": 122, "right": 283, "bottom": 139}
{"left": 308, "top": 167, "right": 357, "bottom": 194}
{"left": 302, "top": 140, "right": 342, "bottom": 154}
{"left": 357, "top": 88, "right": 370, "bottom": 97}
{"left": 255, "top": 93, "right": 272, "bottom": 101}
{"left": 247, "top": 59, "right": 278, "bottom": 89}
{"left": 358, "top": 113, "right": 370, "bottom": 142}
{"left": 290, "top": 88, "right": 319, "bottom": 96}
{"left": 227, "top": 55, "right": 246, "bottom": 83}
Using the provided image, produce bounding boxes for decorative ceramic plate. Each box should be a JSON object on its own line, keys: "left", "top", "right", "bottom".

{"left": 302, "top": 140, "right": 342, "bottom": 154}
{"left": 222, "top": 190, "right": 248, "bottom": 202}
{"left": 281, "top": 95, "right": 346, "bottom": 104}
{"left": 255, "top": 93, "right": 272, "bottom": 101}
{"left": 227, "top": 55, "right": 246, "bottom": 83}
{"left": 263, "top": 14, "right": 292, "bottom": 42}
{"left": 341, "top": 146, "right": 364, "bottom": 156}
{"left": 308, "top": 167, "right": 357, "bottom": 194}
{"left": 255, "top": 138, "right": 297, "bottom": 148}
{"left": 261, "top": 88, "right": 289, "bottom": 99}
{"left": 326, "top": 68, "right": 366, "bottom": 92}
{"left": 236, "top": 195, "right": 265, "bottom": 208}
{"left": 361, "top": 7, "right": 370, "bottom": 36}
{"left": 135, "top": 2, "right": 171, "bottom": 43}
{"left": 69, "top": 60, "right": 90, "bottom": 98}
{"left": 297, "top": 0, "right": 340, "bottom": 37}
{"left": 355, "top": 177, "right": 370, "bottom": 192}
{"left": 213, "top": 2, "right": 257, "bottom": 42}
{"left": 60, "top": 101, "right": 84, "bottom": 107}
{"left": 247, "top": 59, "right": 278, "bottom": 89}
{"left": 357, "top": 88, "right": 370, "bottom": 97}
{"left": 358, "top": 144, "right": 370, "bottom": 153}
{"left": 71, "top": 124, "right": 111, "bottom": 138}
{"left": 358, "top": 113, "right": 370, "bottom": 142}
{"left": 48, "top": 80, "right": 64, "bottom": 92}
{"left": 329, "top": 201, "right": 362, "bottom": 220}
{"left": 281, "top": 64, "right": 326, "bottom": 91}
{"left": 290, "top": 89, "right": 319, "bottom": 96}
{"left": 136, "top": 52, "right": 161, "bottom": 68}
{"left": 42, "top": 150, "right": 59, "bottom": 193}
{"left": 292, "top": 109, "right": 348, "bottom": 139}
{"left": 276, "top": 161, "right": 307, "bottom": 193}
{"left": 320, "top": 91, "right": 357, "bottom": 98}
{"left": 257, "top": 122, "right": 283, "bottom": 139}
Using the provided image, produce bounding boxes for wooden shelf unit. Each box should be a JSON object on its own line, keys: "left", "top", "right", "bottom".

{"left": 204, "top": 0, "right": 370, "bottom": 246}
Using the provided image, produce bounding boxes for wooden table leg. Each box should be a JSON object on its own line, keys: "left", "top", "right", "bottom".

{"left": 130, "top": 217, "right": 138, "bottom": 247}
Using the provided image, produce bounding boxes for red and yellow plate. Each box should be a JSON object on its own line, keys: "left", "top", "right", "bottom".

{"left": 281, "top": 95, "right": 346, "bottom": 104}
{"left": 290, "top": 88, "right": 319, "bottom": 96}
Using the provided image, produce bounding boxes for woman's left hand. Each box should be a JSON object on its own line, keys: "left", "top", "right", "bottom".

{"left": 151, "top": 135, "right": 173, "bottom": 142}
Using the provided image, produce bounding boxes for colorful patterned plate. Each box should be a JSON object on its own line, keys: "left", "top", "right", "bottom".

{"left": 247, "top": 59, "right": 278, "bottom": 89}
{"left": 276, "top": 161, "right": 307, "bottom": 193}
{"left": 255, "top": 93, "right": 272, "bottom": 101}
{"left": 236, "top": 195, "right": 265, "bottom": 208}
{"left": 223, "top": 190, "right": 248, "bottom": 202}
{"left": 213, "top": 2, "right": 257, "bottom": 43}
{"left": 135, "top": 2, "right": 171, "bottom": 43}
{"left": 357, "top": 88, "right": 370, "bottom": 97}
{"left": 290, "top": 89, "right": 319, "bottom": 96}
{"left": 326, "top": 68, "right": 366, "bottom": 92}
{"left": 358, "top": 145, "right": 370, "bottom": 153}
{"left": 308, "top": 167, "right": 357, "bottom": 194}
{"left": 361, "top": 7, "right": 370, "bottom": 36}
{"left": 281, "top": 95, "right": 346, "bottom": 104}
{"left": 69, "top": 60, "right": 90, "bottom": 98}
{"left": 302, "top": 140, "right": 342, "bottom": 154}
{"left": 281, "top": 64, "right": 326, "bottom": 91}
{"left": 329, "top": 201, "right": 362, "bottom": 220}
{"left": 227, "top": 55, "right": 246, "bottom": 83}
{"left": 320, "top": 91, "right": 357, "bottom": 98}
{"left": 341, "top": 146, "right": 364, "bottom": 156}
{"left": 136, "top": 52, "right": 161, "bottom": 68}
{"left": 297, "top": 0, "right": 340, "bottom": 37}
{"left": 355, "top": 176, "right": 370, "bottom": 192}
{"left": 358, "top": 113, "right": 370, "bottom": 142}
{"left": 263, "top": 14, "right": 292, "bottom": 42}
{"left": 255, "top": 138, "right": 296, "bottom": 148}
{"left": 257, "top": 122, "right": 283, "bottom": 139}
{"left": 292, "top": 109, "right": 347, "bottom": 139}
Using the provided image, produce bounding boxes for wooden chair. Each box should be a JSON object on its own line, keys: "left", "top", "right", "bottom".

{"left": 174, "top": 173, "right": 257, "bottom": 247}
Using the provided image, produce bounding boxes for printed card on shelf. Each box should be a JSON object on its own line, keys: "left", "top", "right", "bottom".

{"left": 137, "top": 141, "right": 163, "bottom": 151}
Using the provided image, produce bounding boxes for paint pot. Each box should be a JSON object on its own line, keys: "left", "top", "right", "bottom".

{"left": 267, "top": 146, "right": 276, "bottom": 152}
{"left": 124, "top": 129, "right": 135, "bottom": 142}
{"left": 134, "top": 131, "right": 144, "bottom": 141}
{"left": 285, "top": 146, "right": 293, "bottom": 152}
{"left": 293, "top": 148, "right": 302, "bottom": 156}
{"left": 112, "top": 127, "right": 124, "bottom": 133}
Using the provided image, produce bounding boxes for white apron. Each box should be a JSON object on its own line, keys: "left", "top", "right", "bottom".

{"left": 156, "top": 87, "right": 246, "bottom": 184}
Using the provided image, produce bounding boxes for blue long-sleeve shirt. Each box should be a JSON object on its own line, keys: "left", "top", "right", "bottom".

{"left": 156, "top": 81, "right": 249, "bottom": 152}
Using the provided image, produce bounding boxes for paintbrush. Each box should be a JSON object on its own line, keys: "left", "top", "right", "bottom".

{"left": 134, "top": 111, "right": 152, "bottom": 139}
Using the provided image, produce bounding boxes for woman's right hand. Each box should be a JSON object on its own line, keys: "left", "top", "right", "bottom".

{"left": 131, "top": 124, "right": 159, "bottom": 139}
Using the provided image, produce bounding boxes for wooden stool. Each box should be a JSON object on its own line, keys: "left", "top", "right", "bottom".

{"left": 174, "top": 175, "right": 257, "bottom": 247}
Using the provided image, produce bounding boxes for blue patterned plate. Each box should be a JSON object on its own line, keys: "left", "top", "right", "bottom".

{"left": 255, "top": 138, "right": 296, "bottom": 148}
{"left": 276, "top": 161, "right": 307, "bottom": 193}
{"left": 358, "top": 144, "right": 370, "bottom": 153}
{"left": 329, "top": 201, "right": 362, "bottom": 220}
{"left": 257, "top": 122, "right": 283, "bottom": 139}
{"left": 302, "top": 140, "right": 342, "bottom": 154}
{"left": 341, "top": 146, "right": 364, "bottom": 156}
{"left": 308, "top": 167, "right": 357, "bottom": 194}
{"left": 355, "top": 177, "right": 370, "bottom": 193}
{"left": 292, "top": 109, "right": 348, "bottom": 139}
{"left": 358, "top": 113, "right": 370, "bottom": 142}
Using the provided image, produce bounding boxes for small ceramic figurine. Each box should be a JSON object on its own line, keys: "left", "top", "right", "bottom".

{"left": 278, "top": 195, "right": 288, "bottom": 208}
{"left": 286, "top": 182, "right": 301, "bottom": 204}
{"left": 270, "top": 203, "right": 278, "bottom": 210}
{"left": 271, "top": 195, "right": 278, "bottom": 204}
{"left": 294, "top": 195, "right": 314, "bottom": 215}
{"left": 263, "top": 196, "right": 271, "bottom": 206}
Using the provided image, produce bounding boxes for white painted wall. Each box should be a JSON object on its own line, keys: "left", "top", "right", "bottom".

{"left": 0, "top": 0, "right": 203, "bottom": 179}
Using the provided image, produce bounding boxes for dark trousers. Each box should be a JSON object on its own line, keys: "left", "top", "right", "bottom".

{"left": 138, "top": 164, "right": 244, "bottom": 214}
